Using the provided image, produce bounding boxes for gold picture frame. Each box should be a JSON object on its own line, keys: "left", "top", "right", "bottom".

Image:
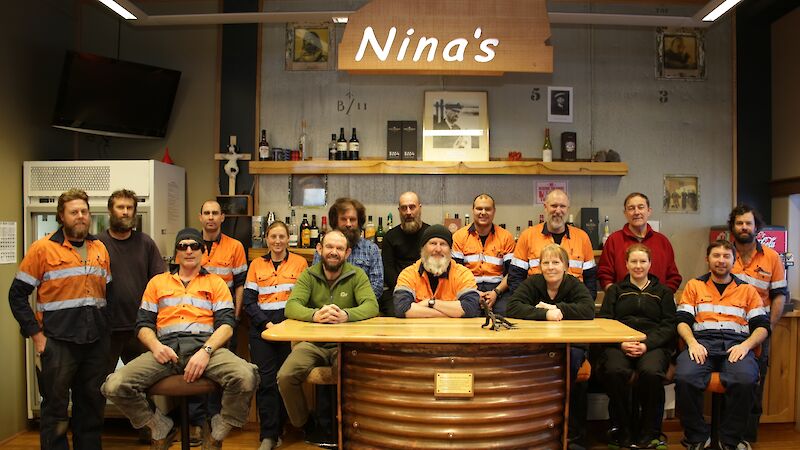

{"left": 422, "top": 91, "right": 489, "bottom": 162}
{"left": 285, "top": 23, "right": 336, "bottom": 71}
{"left": 663, "top": 175, "right": 699, "bottom": 213}
{"left": 656, "top": 28, "right": 706, "bottom": 80}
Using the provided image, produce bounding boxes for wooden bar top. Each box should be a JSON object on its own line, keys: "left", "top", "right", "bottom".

{"left": 262, "top": 317, "right": 645, "bottom": 344}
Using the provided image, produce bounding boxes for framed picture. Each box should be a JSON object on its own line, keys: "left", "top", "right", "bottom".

{"left": 285, "top": 23, "right": 336, "bottom": 71}
{"left": 422, "top": 91, "right": 489, "bottom": 161}
{"left": 663, "top": 175, "right": 699, "bottom": 213}
{"left": 656, "top": 28, "right": 706, "bottom": 80}
{"left": 535, "top": 180, "right": 568, "bottom": 205}
{"left": 547, "top": 86, "right": 573, "bottom": 123}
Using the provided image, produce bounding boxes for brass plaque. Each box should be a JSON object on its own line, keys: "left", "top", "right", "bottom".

{"left": 434, "top": 372, "right": 474, "bottom": 398}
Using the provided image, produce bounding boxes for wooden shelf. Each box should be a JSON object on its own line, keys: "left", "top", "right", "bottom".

{"left": 249, "top": 160, "right": 628, "bottom": 176}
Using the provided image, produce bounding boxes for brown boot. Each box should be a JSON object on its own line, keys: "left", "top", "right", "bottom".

{"left": 150, "top": 427, "right": 177, "bottom": 450}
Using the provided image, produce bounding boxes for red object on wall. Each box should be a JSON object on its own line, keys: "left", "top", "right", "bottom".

{"left": 708, "top": 225, "right": 787, "bottom": 253}
{"left": 161, "top": 147, "right": 174, "bottom": 164}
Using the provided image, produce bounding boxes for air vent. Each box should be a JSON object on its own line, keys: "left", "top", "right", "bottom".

{"left": 29, "top": 166, "right": 111, "bottom": 192}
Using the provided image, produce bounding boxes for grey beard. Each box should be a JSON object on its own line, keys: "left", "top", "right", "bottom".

{"left": 422, "top": 254, "right": 450, "bottom": 276}
{"left": 400, "top": 218, "right": 422, "bottom": 234}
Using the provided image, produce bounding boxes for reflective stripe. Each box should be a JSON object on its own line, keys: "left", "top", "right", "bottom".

{"left": 765, "top": 304, "right": 771, "bottom": 313}
{"left": 583, "top": 259, "right": 597, "bottom": 270}
{"left": 259, "top": 301, "right": 287, "bottom": 310}
{"left": 205, "top": 266, "right": 233, "bottom": 276}
{"left": 141, "top": 301, "right": 159, "bottom": 313}
{"left": 245, "top": 281, "right": 259, "bottom": 291}
{"left": 232, "top": 263, "right": 248, "bottom": 275}
{"left": 42, "top": 265, "right": 109, "bottom": 282}
{"left": 15, "top": 271, "right": 40, "bottom": 287}
{"left": 225, "top": 279, "right": 234, "bottom": 288}
{"left": 568, "top": 259, "right": 583, "bottom": 269}
{"left": 696, "top": 303, "right": 746, "bottom": 318}
{"left": 157, "top": 322, "right": 214, "bottom": 337}
{"left": 451, "top": 251, "right": 465, "bottom": 259}
{"left": 456, "top": 287, "right": 479, "bottom": 299}
{"left": 528, "top": 258, "right": 540, "bottom": 268}
{"left": 693, "top": 321, "right": 749, "bottom": 334}
{"left": 511, "top": 258, "right": 529, "bottom": 270}
{"left": 256, "top": 283, "right": 295, "bottom": 296}
{"left": 503, "top": 253, "right": 513, "bottom": 262}
{"left": 746, "top": 307, "right": 767, "bottom": 320}
{"left": 37, "top": 297, "right": 106, "bottom": 312}
{"left": 475, "top": 275, "right": 503, "bottom": 284}
{"left": 735, "top": 273, "right": 769, "bottom": 290}
{"left": 463, "top": 254, "right": 482, "bottom": 263}
{"left": 677, "top": 304, "right": 695, "bottom": 315}
{"left": 214, "top": 300, "right": 234, "bottom": 311}
{"left": 483, "top": 255, "right": 503, "bottom": 266}
{"left": 772, "top": 279, "right": 788, "bottom": 289}
{"left": 160, "top": 296, "right": 213, "bottom": 311}
{"left": 394, "top": 286, "right": 415, "bottom": 296}
{"left": 461, "top": 253, "right": 503, "bottom": 266}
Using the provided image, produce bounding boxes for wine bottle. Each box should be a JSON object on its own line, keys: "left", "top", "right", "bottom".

{"left": 288, "top": 213, "right": 298, "bottom": 248}
{"left": 320, "top": 216, "right": 329, "bottom": 242}
{"left": 539, "top": 214, "right": 545, "bottom": 223}
{"left": 336, "top": 128, "right": 348, "bottom": 160}
{"left": 375, "top": 217, "right": 385, "bottom": 248}
{"left": 328, "top": 133, "right": 337, "bottom": 161}
{"left": 387, "top": 212, "right": 394, "bottom": 229}
{"left": 258, "top": 129, "right": 270, "bottom": 161}
{"left": 542, "top": 128, "right": 553, "bottom": 162}
{"left": 299, "top": 120, "right": 307, "bottom": 161}
{"left": 515, "top": 226, "right": 521, "bottom": 241}
{"left": 601, "top": 215, "right": 611, "bottom": 248}
{"left": 309, "top": 214, "right": 320, "bottom": 247}
{"left": 527, "top": 220, "right": 534, "bottom": 228}
{"left": 348, "top": 127, "right": 360, "bottom": 160}
{"left": 300, "top": 214, "right": 310, "bottom": 248}
{"left": 364, "top": 215, "right": 376, "bottom": 240}
{"left": 464, "top": 214, "right": 470, "bottom": 227}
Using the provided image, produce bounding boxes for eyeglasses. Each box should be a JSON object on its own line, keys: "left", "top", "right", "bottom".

{"left": 176, "top": 242, "right": 202, "bottom": 251}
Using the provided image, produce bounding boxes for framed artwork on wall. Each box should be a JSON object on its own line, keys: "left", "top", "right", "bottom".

{"left": 656, "top": 28, "right": 706, "bottom": 80}
{"left": 285, "top": 23, "right": 336, "bottom": 71}
{"left": 422, "top": 91, "right": 489, "bottom": 161}
{"left": 663, "top": 175, "right": 699, "bottom": 213}
{"left": 547, "top": 86, "right": 573, "bottom": 123}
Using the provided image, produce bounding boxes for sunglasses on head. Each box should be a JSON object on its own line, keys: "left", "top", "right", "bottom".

{"left": 176, "top": 242, "right": 202, "bottom": 251}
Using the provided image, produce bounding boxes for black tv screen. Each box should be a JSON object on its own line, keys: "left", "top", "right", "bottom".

{"left": 52, "top": 51, "right": 181, "bottom": 139}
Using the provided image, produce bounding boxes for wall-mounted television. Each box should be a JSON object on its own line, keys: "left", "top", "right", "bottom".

{"left": 52, "top": 51, "right": 181, "bottom": 139}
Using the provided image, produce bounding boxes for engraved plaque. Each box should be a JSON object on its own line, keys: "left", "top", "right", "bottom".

{"left": 434, "top": 372, "right": 474, "bottom": 398}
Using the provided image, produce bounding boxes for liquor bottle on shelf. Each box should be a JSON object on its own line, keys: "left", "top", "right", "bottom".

{"left": 365, "top": 215, "right": 376, "bottom": 241}
{"left": 539, "top": 214, "right": 545, "bottom": 223}
{"left": 500, "top": 223, "right": 507, "bottom": 229}
{"left": 348, "top": 127, "right": 360, "bottom": 160}
{"left": 601, "top": 215, "right": 611, "bottom": 248}
{"left": 542, "top": 128, "right": 553, "bottom": 162}
{"left": 375, "top": 217, "right": 385, "bottom": 248}
{"left": 258, "top": 129, "right": 270, "bottom": 161}
{"left": 566, "top": 214, "right": 574, "bottom": 227}
{"left": 328, "top": 134, "right": 337, "bottom": 161}
{"left": 387, "top": 212, "right": 394, "bottom": 229}
{"left": 515, "top": 226, "right": 521, "bottom": 241}
{"left": 464, "top": 214, "right": 471, "bottom": 227}
{"left": 309, "top": 215, "right": 320, "bottom": 247}
{"left": 298, "top": 120, "right": 307, "bottom": 161}
{"left": 288, "top": 213, "right": 298, "bottom": 248}
{"left": 527, "top": 220, "right": 534, "bottom": 229}
{"left": 336, "top": 128, "right": 348, "bottom": 160}
{"left": 320, "top": 216, "right": 329, "bottom": 242}
{"left": 300, "top": 214, "right": 310, "bottom": 248}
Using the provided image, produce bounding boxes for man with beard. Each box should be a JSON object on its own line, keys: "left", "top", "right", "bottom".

{"left": 313, "top": 197, "right": 383, "bottom": 299}
{"left": 9, "top": 189, "right": 111, "bottom": 450}
{"left": 451, "top": 194, "right": 515, "bottom": 315}
{"left": 99, "top": 189, "right": 165, "bottom": 373}
{"left": 508, "top": 189, "right": 597, "bottom": 299}
{"left": 381, "top": 191, "right": 430, "bottom": 316}
{"left": 675, "top": 240, "right": 768, "bottom": 450}
{"left": 393, "top": 224, "right": 481, "bottom": 318}
{"left": 728, "top": 205, "right": 787, "bottom": 444}
{"left": 278, "top": 230, "right": 378, "bottom": 447}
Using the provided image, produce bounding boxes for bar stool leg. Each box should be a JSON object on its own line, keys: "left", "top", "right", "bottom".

{"left": 180, "top": 397, "right": 190, "bottom": 450}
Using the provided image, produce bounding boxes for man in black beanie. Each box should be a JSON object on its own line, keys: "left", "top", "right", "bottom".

{"left": 393, "top": 224, "right": 480, "bottom": 318}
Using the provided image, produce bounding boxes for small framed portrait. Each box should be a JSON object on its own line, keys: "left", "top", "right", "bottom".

{"left": 656, "top": 28, "right": 706, "bottom": 80}
{"left": 663, "top": 175, "right": 699, "bottom": 213}
{"left": 547, "top": 86, "right": 573, "bottom": 123}
{"left": 422, "top": 91, "right": 489, "bottom": 161}
{"left": 285, "top": 23, "right": 336, "bottom": 71}
{"left": 535, "top": 181, "right": 569, "bottom": 205}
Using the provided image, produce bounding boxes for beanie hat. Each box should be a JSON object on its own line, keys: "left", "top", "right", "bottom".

{"left": 421, "top": 224, "right": 452, "bottom": 248}
{"left": 174, "top": 227, "right": 205, "bottom": 252}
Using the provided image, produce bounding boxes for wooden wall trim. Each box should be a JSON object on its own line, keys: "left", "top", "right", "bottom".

{"left": 770, "top": 177, "right": 800, "bottom": 197}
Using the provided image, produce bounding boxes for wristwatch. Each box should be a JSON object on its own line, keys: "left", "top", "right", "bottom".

{"left": 203, "top": 345, "right": 213, "bottom": 355}
{"left": 493, "top": 287, "right": 502, "bottom": 296}
{"left": 427, "top": 299, "right": 436, "bottom": 308}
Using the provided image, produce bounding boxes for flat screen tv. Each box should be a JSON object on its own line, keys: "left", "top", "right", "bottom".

{"left": 52, "top": 51, "right": 181, "bottom": 139}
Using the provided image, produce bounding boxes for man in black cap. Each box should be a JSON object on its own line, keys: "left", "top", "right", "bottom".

{"left": 393, "top": 224, "right": 481, "bottom": 318}
{"left": 102, "top": 228, "right": 258, "bottom": 450}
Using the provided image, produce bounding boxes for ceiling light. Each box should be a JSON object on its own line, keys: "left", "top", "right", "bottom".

{"left": 98, "top": 0, "right": 137, "bottom": 20}
{"left": 701, "top": 0, "right": 743, "bottom": 22}
{"left": 332, "top": 17, "right": 349, "bottom": 24}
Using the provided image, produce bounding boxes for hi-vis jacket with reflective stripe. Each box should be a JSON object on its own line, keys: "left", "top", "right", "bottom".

{"left": 676, "top": 273, "right": 770, "bottom": 338}
{"left": 9, "top": 228, "right": 111, "bottom": 344}
{"left": 201, "top": 233, "right": 247, "bottom": 291}
{"left": 732, "top": 241, "right": 788, "bottom": 312}
{"left": 243, "top": 252, "right": 308, "bottom": 330}
{"left": 136, "top": 267, "right": 235, "bottom": 347}
{"left": 451, "top": 224, "right": 515, "bottom": 285}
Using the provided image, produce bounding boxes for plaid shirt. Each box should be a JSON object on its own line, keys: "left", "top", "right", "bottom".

{"left": 313, "top": 237, "right": 384, "bottom": 298}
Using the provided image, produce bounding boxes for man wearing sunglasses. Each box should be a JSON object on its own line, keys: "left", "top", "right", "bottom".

{"left": 102, "top": 228, "right": 258, "bottom": 450}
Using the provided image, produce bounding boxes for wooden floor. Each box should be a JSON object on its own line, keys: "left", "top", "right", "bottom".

{"left": 1, "top": 419, "right": 799, "bottom": 449}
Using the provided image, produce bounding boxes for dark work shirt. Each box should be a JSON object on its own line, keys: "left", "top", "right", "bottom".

{"left": 99, "top": 230, "right": 166, "bottom": 332}
{"left": 551, "top": 231, "right": 566, "bottom": 245}
{"left": 713, "top": 281, "right": 730, "bottom": 296}
{"left": 382, "top": 222, "right": 430, "bottom": 290}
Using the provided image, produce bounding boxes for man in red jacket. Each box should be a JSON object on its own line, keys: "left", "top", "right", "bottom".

{"left": 598, "top": 192, "right": 682, "bottom": 292}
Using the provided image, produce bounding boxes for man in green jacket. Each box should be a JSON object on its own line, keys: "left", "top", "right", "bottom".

{"left": 277, "top": 230, "right": 378, "bottom": 448}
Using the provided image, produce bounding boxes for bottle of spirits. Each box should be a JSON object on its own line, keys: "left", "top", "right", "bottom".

{"left": 387, "top": 212, "right": 394, "bottom": 229}
{"left": 300, "top": 214, "right": 311, "bottom": 248}
{"left": 375, "top": 217, "right": 385, "bottom": 248}
{"left": 500, "top": 223, "right": 507, "bottom": 229}
{"left": 258, "top": 129, "right": 270, "bottom": 161}
{"left": 328, "top": 133, "right": 337, "bottom": 161}
{"left": 601, "top": 215, "right": 611, "bottom": 248}
{"left": 464, "top": 214, "right": 470, "bottom": 227}
{"left": 515, "top": 226, "right": 521, "bottom": 241}
{"left": 539, "top": 214, "right": 545, "bottom": 223}
{"left": 320, "top": 216, "right": 329, "bottom": 242}
{"left": 298, "top": 120, "right": 307, "bottom": 161}
{"left": 365, "top": 215, "right": 376, "bottom": 240}
{"left": 527, "top": 220, "right": 534, "bottom": 228}
{"left": 336, "top": 128, "right": 348, "bottom": 160}
{"left": 288, "top": 213, "right": 298, "bottom": 248}
{"left": 348, "top": 127, "right": 360, "bottom": 160}
{"left": 309, "top": 214, "right": 320, "bottom": 247}
{"left": 542, "top": 128, "right": 553, "bottom": 162}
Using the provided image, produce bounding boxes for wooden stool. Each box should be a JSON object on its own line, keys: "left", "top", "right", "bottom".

{"left": 148, "top": 375, "right": 220, "bottom": 450}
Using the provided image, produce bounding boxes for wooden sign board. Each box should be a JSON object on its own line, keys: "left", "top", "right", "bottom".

{"left": 338, "top": 0, "right": 553, "bottom": 76}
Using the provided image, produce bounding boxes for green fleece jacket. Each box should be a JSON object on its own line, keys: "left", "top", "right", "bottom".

{"left": 285, "top": 261, "right": 379, "bottom": 322}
